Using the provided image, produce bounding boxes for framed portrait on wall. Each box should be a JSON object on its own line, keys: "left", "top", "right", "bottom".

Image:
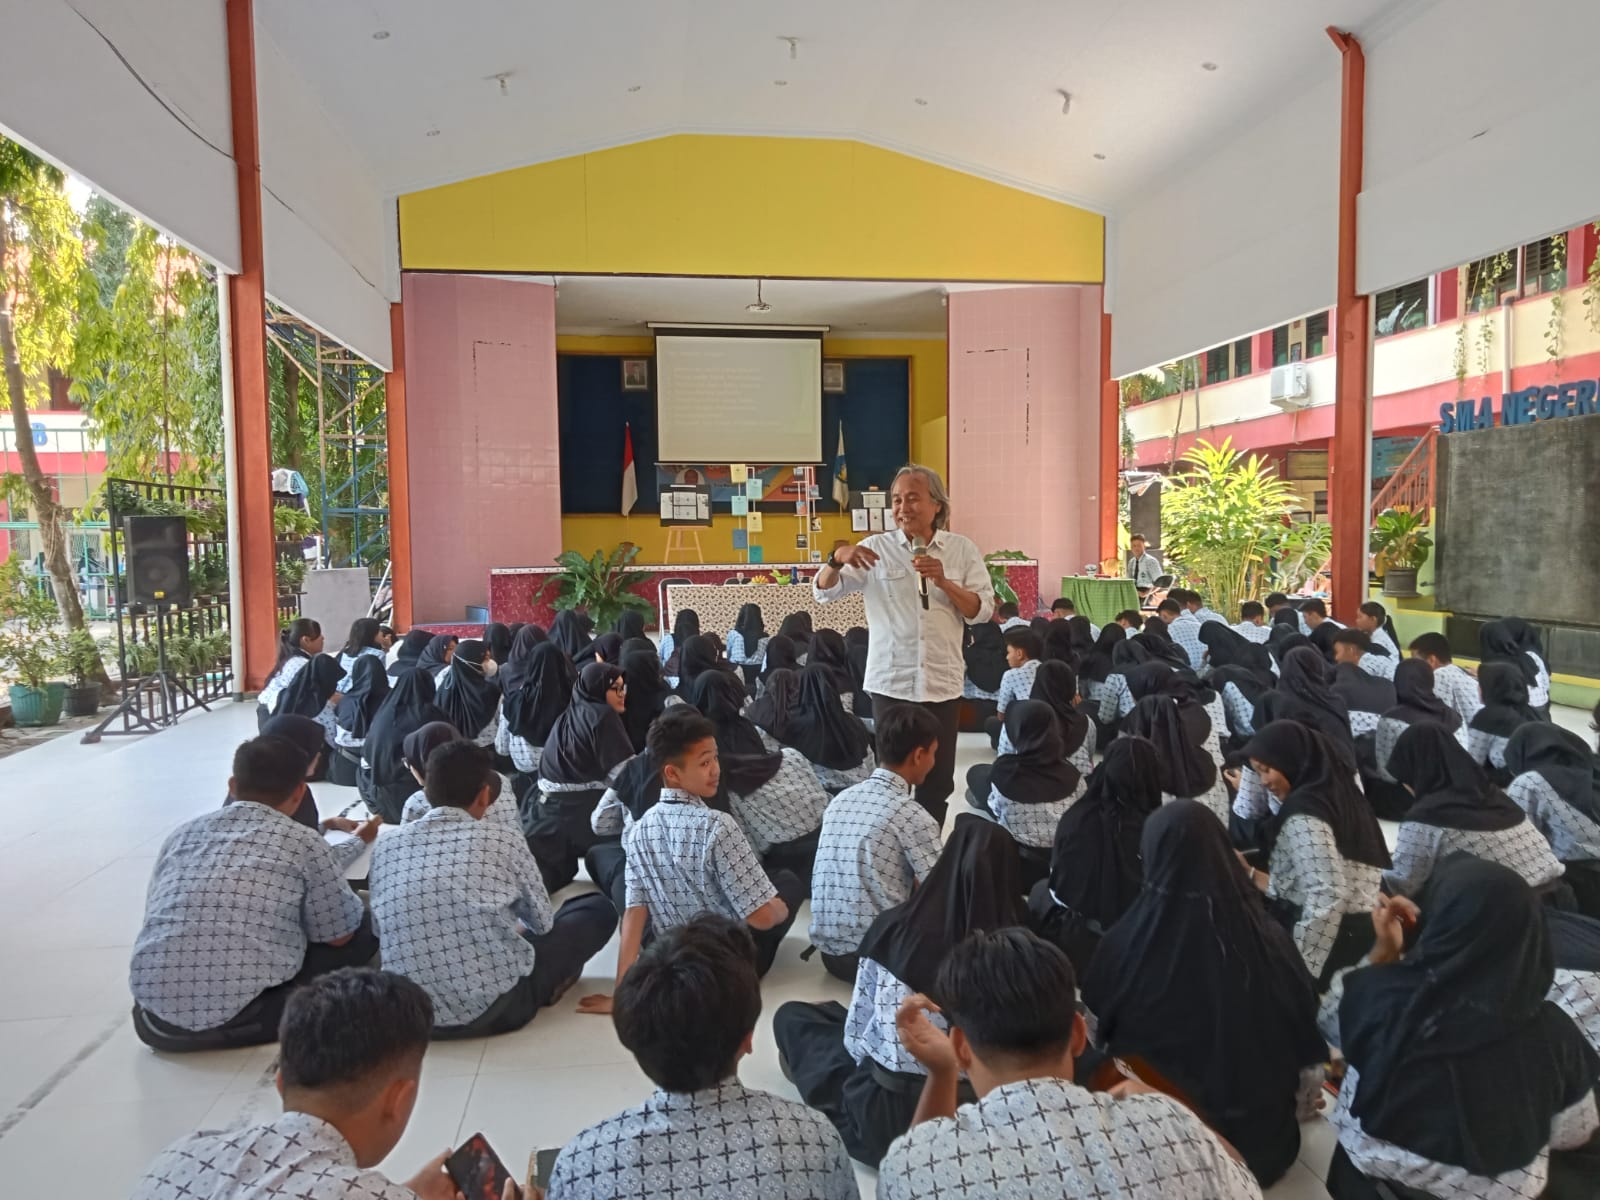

{"left": 822, "top": 361, "right": 846, "bottom": 393}
{"left": 622, "top": 359, "right": 650, "bottom": 391}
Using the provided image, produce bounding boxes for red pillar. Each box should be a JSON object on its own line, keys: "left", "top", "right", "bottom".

{"left": 385, "top": 301, "right": 413, "bottom": 629}
{"left": 1327, "top": 27, "right": 1371, "bottom": 621}
{"left": 225, "top": 0, "right": 277, "bottom": 689}
{"left": 1099, "top": 310, "right": 1119, "bottom": 566}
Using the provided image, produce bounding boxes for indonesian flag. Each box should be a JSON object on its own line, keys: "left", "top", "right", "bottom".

{"left": 620, "top": 422, "right": 639, "bottom": 515}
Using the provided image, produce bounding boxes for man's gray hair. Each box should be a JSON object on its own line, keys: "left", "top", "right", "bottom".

{"left": 892, "top": 463, "right": 951, "bottom": 530}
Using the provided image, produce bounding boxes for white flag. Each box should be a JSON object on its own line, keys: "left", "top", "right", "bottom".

{"left": 620, "top": 422, "right": 639, "bottom": 515}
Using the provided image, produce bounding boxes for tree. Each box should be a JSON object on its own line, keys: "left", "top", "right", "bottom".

{"left": 0, "top": 140, "right": 106, "bottom": 682}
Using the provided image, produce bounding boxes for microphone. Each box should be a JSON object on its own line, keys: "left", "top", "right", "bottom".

{"left": 911, "top": 536, "right": 929, "bottom": 609}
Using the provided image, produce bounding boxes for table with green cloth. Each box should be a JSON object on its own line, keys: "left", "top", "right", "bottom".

{"left": 1057, "top": 576, "right": 1140, "bottom": 627}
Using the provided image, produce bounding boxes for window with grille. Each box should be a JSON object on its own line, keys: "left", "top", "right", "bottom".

{"left": 1204, "top": 346, "right": 1230, "bottom": 385}
{"left": 1272, "top": 325, "right": 1289, "bottom": 367}
{"left": 1374, "top": 279, "right": 1430, "bottom": 336}
{"left": 1520, "top": 236, "right": 1565, "bottom": 297}
{"left": 1233, "top": 337, "right": 1252, "bottom": 377}
{"left": 1305, "top": 312, "right": 1329, "bottom": 357}
{"left": 1465, "top": 253, "right": 1517, "bottom": 312}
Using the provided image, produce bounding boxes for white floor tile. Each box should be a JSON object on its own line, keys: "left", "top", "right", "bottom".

{"left": 1298, "top": 1111, "right": 1338, "bottom": 1181}
{"left": 1267, "top": 1159, "right": 1333, "bottom": 1199}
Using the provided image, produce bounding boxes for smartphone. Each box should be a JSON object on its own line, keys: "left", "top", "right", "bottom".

{"left": 445, "top": 1132, "right": 516, "bottom": 1200}
{"left": 534, "top": 1147, "right": 560, "bottom": 1191}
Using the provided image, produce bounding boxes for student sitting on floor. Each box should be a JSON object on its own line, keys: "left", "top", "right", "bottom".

{"left": 330, "top": 655, "right": 389, "bottom": 785}
{"left": 961, "top": 621, "right": 1007, "bottom": 729}
{"left": 434, "top": 637, "right": 501, "bottom": 748}
{"left": 1233, "top": 599, "right": 1272, "bottom": 643}
{"left": 1481, "top": 616, "right": 1554, "bottom": 718}
{"left": 550, "top": 915, "right": 856, "bottom": 1200}
{"left": 773, "top": 817, "right": 1024, "bottom": 1167}
{"left": 1507, "top": 724, "right": 1600, "bottom": 918}
{"left": 1469, "top": 661, "right": 1551, "bottom": 785}
{"left": 1115, "top": 608, "right": 1144, "bottom": 634}
{"left": 1331, "top": 626, "right": 1397, "bottom": 684}
{"left": 129, "top": 969, "right": 473, "bottom": 1200}
{"left": 985, "top": 626, "right": 1043, "bottom": 749}
{"left": 1122, "top": 691, "right": 1230, "bottom": 826}
{"left": 250, "top": 714, "right": 381, "bottom": 873}
{"left": 996, "top": 599, "right": 1029, "bottom": 630}
{"left": 975, "top": 700, "right": 1085, "bottom": 890}
{"left": 1406, "top": 631, "right": 1483, "bottom": 723}
{"left": 398, "top": 721, "right": 524, "bottom": 840}
{"left": 256, "top": 618, "right": 327, "bottom": 729}
{"left": 359, "top": 668, "right": 451, "bottom": 824}
{"left": 724, "top": 602, "right": 769, "bottom": 688}
{"left": 877, "top": 928, "right": 1262, "bottom": 1200}
{"left": 1366, "top": 659, "right": 1467, "bottom": 820}
{"left": 807, "top": 703, "right": 944, "bottom": 984}
{"left": 371, "top": 739, "right": 615, "bottom": 1039}
{"left": 130, "top": 736, "right": 378, "bottom": 1052}
{"left": 578, "top": 713, "right": 801, "bottom": 1013}
{"left": 782, "top": 664, "right": 877, "bottom": 793}
{"left": 1354, "top": 600, "right": 1401, "bottom": 660}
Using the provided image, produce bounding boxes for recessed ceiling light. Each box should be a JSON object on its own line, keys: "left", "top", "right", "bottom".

{"left": 1093, "top": 152, "right": 1106, "bottom": 160}
{"left": 371, "top": 30, "right": 389, "bottom": 40}
{"left": 1201, "top": 61, "right": 1218, "bottom": 71}
{"left": 425, "top": 128, "right": 440, "bottom": 137}
{"left": 627, "top": 85, "right": 642, "bottom": 93}
{"left": 774, "top": 79, "right": 789, "bottom": 87}
{"left": 914, "top": 97, "right": 928, "bottom": 107}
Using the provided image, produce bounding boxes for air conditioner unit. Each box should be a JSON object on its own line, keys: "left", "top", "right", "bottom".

{"left": 1270, "top": 363, "right": 1312, "bottom": 410}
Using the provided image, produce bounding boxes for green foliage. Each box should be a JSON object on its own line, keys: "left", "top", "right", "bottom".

{"left": 274, "top": 504, "right": 317, "bottom": 539}
{"left": 983, "top": 550, "right": 1028, "bottom": 607}
{"left": 0, "top": 551, "right": 67, "bottom": 688}
{"left": 60, "top": 628, "right": 103, "bottom": 684}
{"left": 276, "top": 553, "right": 306, "bottom": 593}
{"left": 1369, "top": 508, "right": 1433, "bottom": 572}
{"left": 1158, "top": 438, "right": 1300, "bottom": 621}
{"left": 189, "top": 548, "right": 228, "bottom": 595}
{"left": 1546, "top": 234, "right": 1567, "bottom": 366}
{"left": 1269, "top": 520, "right": 1333, "bottom": 594}
{"left": 533, "top": 545, "right": 654, "bottom": 630}
{"left": 0, "top": 141, "right": 80, "bottom": 402}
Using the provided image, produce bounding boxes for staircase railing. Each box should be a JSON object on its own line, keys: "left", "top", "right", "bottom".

{"left": 1370, "top": 428, "right": 1437, "bottom": 521}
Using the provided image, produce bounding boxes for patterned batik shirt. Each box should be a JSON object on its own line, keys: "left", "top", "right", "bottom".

{"left": 727, "top": 748, "right": 829, "bottom": 854}
{"left": 724, "top": 629, "right": 770, "bottom": 668}
{"left": 990, "top": 775, "right": 1087, "bottom": 850}
{"left": 1369, "top": 625, "right": 1400, "bottom": 660}
{"left": 623, "top": 789, "right": 776, "bottom": 928}
{"left": 811, "top": 746, "right": 877, "bottom": 794}
{"left": 1220, "top": 682, "right": 1258, "bottom": 738}
{"left": 1384, "top": 817, "right": 1565, "bottom": 898}
{"left": 370, "top": 805, "right": 553, "bottom": 1026}
{"left": 808, "top": 768, "right": 944, "bottom": 955}
{"left": 1359, "top": 651, "right": 1397, "bottom": 682}
{"left": 1373, "top": 717, "right": 1472, "bottom": 782}
{"left": 1267, "top": 813, "right": 1385, "bottom": 980}
{"left": 1554, "top": 970, "right": 1600, "bottom": 1054}
{"left": 1232, "top": 620, "right": 1272, "bottom": 644}
{"left": 1467, "top": 727, "right": 1512, "bottom": 772}
{"left": 1508, "top": 772, "right": 1600, "bottom": 864}
{"left": 548, "top": 1079, "right": 857, "bottom": 1200}
{"left": 845, "top": 955, "right": 946, "bottom": 1075}
{"left": 129, "top": 1111, "right": 418, "bottom": 1200}
{"left": 876, "top": 1077, "right": 1262, "bottom": 1200}
{"left": 130, "top": 802, "right": 365, "bottom": 1030}
{"left": 1094, "top": 674, "right": 1136, "bottom": 725}
{"left": 401, "top": 777, "right": 524, "bottom": 839}
{"left": 1432, "top": 663, "right": 1484, "bottom": 724}
{"left": 1194, "top": 606, "right": 1229, "bottom": 626}
{"left": 996, "top": 660, "right": 1042, "bottom": 714}
{"left": 1168, "top": 613, "right": 1207, "bottom": 671}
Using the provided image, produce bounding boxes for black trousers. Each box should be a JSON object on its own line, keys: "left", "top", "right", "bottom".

{"left": 763, "top": 828, "right": 821, "bottom": 899}
{"left": 983, "top": 713, "right": 1004, "bottom": 751}
{"left": 1567, "top": 859, "right": 1600, "bottom": 920}
{"left": 750, "top": 868, "right": 807, "bottom": 976}
{"left": 526, "top": 787, "right": 612, "bottom": 894}
{"left": 132, "top": 914, "right": 379, "bottom": 1052}
{"left": 433, "top": 895, "right": 617, "bottom": 1039}
{"left": 326, "top": 745, "right": 361, "bottom": 787}
{"left": 820, "top": 951, "right": 859, "bottom": 984}
{"left": 869, "top": 693, "right": 961, "bottom": 826}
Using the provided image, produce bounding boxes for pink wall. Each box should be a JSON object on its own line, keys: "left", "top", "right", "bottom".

{"left": 400, "top": 273, "right": 562, "bottom": 621}
{"left": 947, "top": 286, "right": 1103, "bottom": 604}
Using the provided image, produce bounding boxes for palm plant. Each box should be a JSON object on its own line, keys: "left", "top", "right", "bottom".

{"left": 1369, "top": 508, "right": 1433, "bottom": 572}
{"left": 534, "top": 545, "right": 655, "bottom": 630}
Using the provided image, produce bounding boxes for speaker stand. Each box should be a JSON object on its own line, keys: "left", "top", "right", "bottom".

{"left": 81, "top": 610, "right": 212, "bottom": 743}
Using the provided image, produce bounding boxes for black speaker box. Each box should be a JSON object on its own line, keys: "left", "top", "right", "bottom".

{"left": 125, "top": 515, "right": 190, "bottom": 607}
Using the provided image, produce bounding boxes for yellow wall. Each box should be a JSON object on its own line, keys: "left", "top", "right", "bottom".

{"left": 555, "top": 335, "right": 945, "bottom": 563}
{"left": 400, "top": 134, "right": 1102, "bottom": 283}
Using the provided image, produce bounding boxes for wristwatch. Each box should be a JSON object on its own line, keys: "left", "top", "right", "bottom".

{"left": 825, "top": 552, "right": 844, "bottom": 571}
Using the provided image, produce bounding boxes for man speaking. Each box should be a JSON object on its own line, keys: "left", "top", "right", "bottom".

{"left": 814, "top": 464, "right": 993, "bottom": 824}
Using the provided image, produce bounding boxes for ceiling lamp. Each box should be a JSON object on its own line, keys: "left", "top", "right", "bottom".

{"left": 746, "top": 280, "right": 772, "bottom": 313}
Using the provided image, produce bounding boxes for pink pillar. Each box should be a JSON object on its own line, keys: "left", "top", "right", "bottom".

{"left": 400, "top": 274, "right": 563, "bottom": 622}
{"left": 947, "top": 286, "right": 1103, "bottom": 604}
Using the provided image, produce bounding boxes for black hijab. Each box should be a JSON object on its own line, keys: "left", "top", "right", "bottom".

{"left": 1390, "top": 722, "right": 1527, "bottom": 832}
{"left": 785, "top": 663, "right": 871, "bottom": 770}
{"left": 671, "top": 607, "right": 701, "bottom": 646}
{"left": 733, "top": 603, "right": 765, "bottom": 645}
{"left": 1252, "top": 647, "right": 1354, "bottom": 760}
{"left": 1506, "top": 723, "right": 1600, "bottom": 824}
{"left": 1480, "top": 618, "right": 1541, "bottom": 687}
{"left": 540, "top": 663, "right": 634, "bottom": 785}
{"left": 1307, "top": 620, "right": 1342, "bottom": 663}
{"left": 964, "top": 623, "right": 1008, "bottom": 693}
{"left": 857, "top": 815, "right": 1025, "bottom": 995}
{"left": 1083, "top": 800, "right": 1325, "bottom": 1156}
{"left": 1123, "top": 661, "right": 1179, "bottom": 702}
{"left": 435, "top": 639, "right": 500, "bottom": 735}
{"left": 1340, "top": 854, "right": 1598, "bottom": 1177}
{"left": 363, "top": 669, "right": 451, "bottom": 791}
{"left": 388, "top": 628, "right": 432, "bottom": 677}
{"left": 1042, "top": 619, "right": 1077, "bottom": 665}
{"left": 619, "top": 649, "right": 673, "bottom": 753}
{"left": 401, "top": 720, "right": 460, "bottom": 781}
{"left": 1470, "top": 661, "right": 1547, "bottom": 738}
{"left": 610, "top": 736, "right": 735, "bottom": 823}
{"left": 415, "top": 634, "right": 456, "bottom": 675}
{"left": 612, "top": 610, "right": 647, "bottom": 644}
{"left": 989, "top": 701, "right": 1082, "bottom": 805}
{"left": 761, "top": 634, "right": 799, "bottom": 679}
{"left": 1331, "top": 661, "right": 1396, "bottom": 717}
{"left": 687, "top": 669, "right": 786, "bottom": 795}
{"left": 1124, "top": 694, "right": 1218, "bottom": 798}
{"left": 1239, "top": 721, "right": 1391, "bottom": 868}
{"left": 1131, "top": 627, "right": 1189, "bottom": 669}
{"left": 502, "top": 642, "right": 576, "bottom": 745}
{"left": 497, "top": 623, "right": 547, "bottom": 694}
{"left": 1200, "top": 622, "right": 1277, "bottom": 701}
{"left": 746, "top": 666, "right": 802, "bottom": 742}
{"left": 777, "top": 610, "right": 814, "bottom": 650}
{"left": 1030, "top": 660, "right": 1090, "bottom": 757}
{"left": 334, "top": 655, "right": 390, "bottom": 739}
{"left": 808, "top": 628, "right": 854, "bottom": 693}
{"left": 483, "top": 622, "right": 512, "bottom": 669}
{"left": 675, "top": 634, "right": 728, "bottom": 698}
{"left": 549, "top": 610, "right": 594, "bottom": 662}
{"left": 1047, "top": 736, "right": 1162, "bottom": 926}
{"left": 589, "top": 632, "right": 624, "bottom": 666}
{"left": 1079, "top": 623, "right": 1124, "bottom": 683}
{"left": 1384, "top": 658, "right": 1462, "bottom": 733}
{"left": 1065, "top": 615, "right": 1096, "bottom": 662}
{"left": 277, "top": 654, "right": 343, "bottom": 718}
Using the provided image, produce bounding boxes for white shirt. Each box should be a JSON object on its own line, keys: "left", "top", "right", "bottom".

{"left": 814, "top": 528, "right": 994, "bottom": 703}
{"left": 1126, "top": 553, "right": 1163, "bottom": 588}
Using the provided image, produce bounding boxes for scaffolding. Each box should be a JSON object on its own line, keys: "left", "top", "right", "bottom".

{"left": 264, "top": 312, "right": 389, "bottom": 573}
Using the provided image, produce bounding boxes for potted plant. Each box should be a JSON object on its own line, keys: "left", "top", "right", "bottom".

{"left": 0, "top": 554, "right": 67, "bottom": 726}
{"left": 274, "top": 504, "right": 317, "bottom": 542}
{"left": 532, "top": 545, "right": 655, "bottom": 631}
{"left": 60, "top": 629, "right": 106, "bottom": 716}
{"left": 984, "top": 550, "right": 1029, "bottom": 607}
{"left": 276, "top": 553, "right": 307, "bottom": 595}
{"left": 189, "top": 548, "right": 228, "bottom": 598}
{"left": 123, "top": 637, "right": 162, "bottom": 679}
{"left": 1369, "top": 508, "right": 1433, "bottom": 597}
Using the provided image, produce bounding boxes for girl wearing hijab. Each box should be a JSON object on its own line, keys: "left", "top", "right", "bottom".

{"left": 658, "top": 608, "right": 698, "bottom": 680}
{"left": 335, "top": 617, "right": 386, "bottom": 691}
{"left": 1237, "top": 721, "right": 1392, "bottom": 986}
{"left": 808, "top": 628, "right": 856, "bottom": 711}
{"left": 501, "top": 641, "right": 576, "bottom": 777}
{"left": 1385, "top": 722, "right": 1565, "bottom": 900}
{"left": 1084, "top": 799, "right": 1328, "bottom": 1186}
{"left": 960, "top": 622, "right": 1007, "bottom": 718}
{"left": 759, "top": 633, "right": 799, "bottom": 688}
{"left": 532, "top": 663, "right": 635, "bottom": 891}
{"left": 1064, "top": 614, "right": 1096, "bottom": 662}
{"left": 673, "top": 633, "right": 732, "bottom": 700}
{"left": 330, "top": 655, "right": 390, "bottom": 784}
{"left": 776, "top": 610, "right": 814, "bottom": 656}
{"left": 1508, "top": 724, "right": 1600, "bottom": 917}
{"left": 1042, "top": 619, "right": 1077, "bottom": 665}
{"left": 772, "top": 817, "right": 1026, "bottom": 1166}
{"left": 1027, "top": 736, "right": 1162, "bottom": 973}
{"left": 997, "top": 660, "right": 1093, "bottom": 773}
{"left": 546, "top": 609, "right": 593, "bottom": 663}
{"left": 434, "top": 638, "right": 501, "bottom": 746}
{"left": 1366, "top": 659, "right": 1466, "bottom": 819}
{"left": 271, "top": 652, "right": 344, "bottom": 757}
{"left": 256, "top": 618, "right": 325, "bottom": 729}
{"left": 1077, "top": 623, "right": 1126, "bottom": 749}
{"left": 1201, "top": 621, "right": 1278, "bottom": 747}
{"left": 689, "top": 670, "right": 829, "bottom": 886}
{"left": 387, "top": 627, "right": 432, "bottom": 678}
{"left": 981, "top": 700, "right": 1085, "bottom": 887}
{"left": 1481, "top": 616, "right": 1553, "bottom": 717}
{"left": 1124, "top": 693, "right": 1230, "bottom": 825}
{"left": 1550, "top": 907, "right": 1600, "bottom": 1052}
{"left": 1318, "top": 855, "right": 1600, "bottom": 1199}
{"left": 494, "top": 623, "right": 547, "bottom": 755}
{"left": 783, "top": 663, "right": 876, "bottom": 792}
{"left": 746, "top": 666, "right": 803, "bottom": 752}
{"left": 482, "top": 622, "right": 513, "bottom": 673}
{"left": 358, "top": 669, "right": 451, "bottom": 823}
{"left": 415, "top": 633, "right": 456, "bottom": 684}
{"left": 725, "top": 602, "right": 769, "bottom": 688}
{"left": 1469, "top": 660, "right": 1550, "bottom": 784}
{"left": 619, "top": 648, "right": 676, "bottom": 752}
{"left": 396, "top": 720, "right": 524, "bottom": 842}
{"left": 610, "top": 609, "right": 646, "bottom": 645}
{"left": 244, "top": 716, "right": 377, "bottom": 872}
{"left": 587, "top": 631, "right": 624, "bottom": 667}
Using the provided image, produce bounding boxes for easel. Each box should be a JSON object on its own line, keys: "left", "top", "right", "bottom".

{"left": 663, "top": 526, "right": 704, "bottom": 563}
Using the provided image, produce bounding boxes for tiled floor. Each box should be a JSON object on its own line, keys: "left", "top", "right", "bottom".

{"left": 0, "top": 698, "right": 1591, "bottom": 1197}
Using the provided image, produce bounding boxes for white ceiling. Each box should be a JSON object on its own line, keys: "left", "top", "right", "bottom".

{"left": 257, "top": 0, "right": 1414, "bottom": 209}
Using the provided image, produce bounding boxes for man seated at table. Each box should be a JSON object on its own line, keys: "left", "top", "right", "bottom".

{"left": 1126, "top": 534, "right": 1163, "bottom": 594}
